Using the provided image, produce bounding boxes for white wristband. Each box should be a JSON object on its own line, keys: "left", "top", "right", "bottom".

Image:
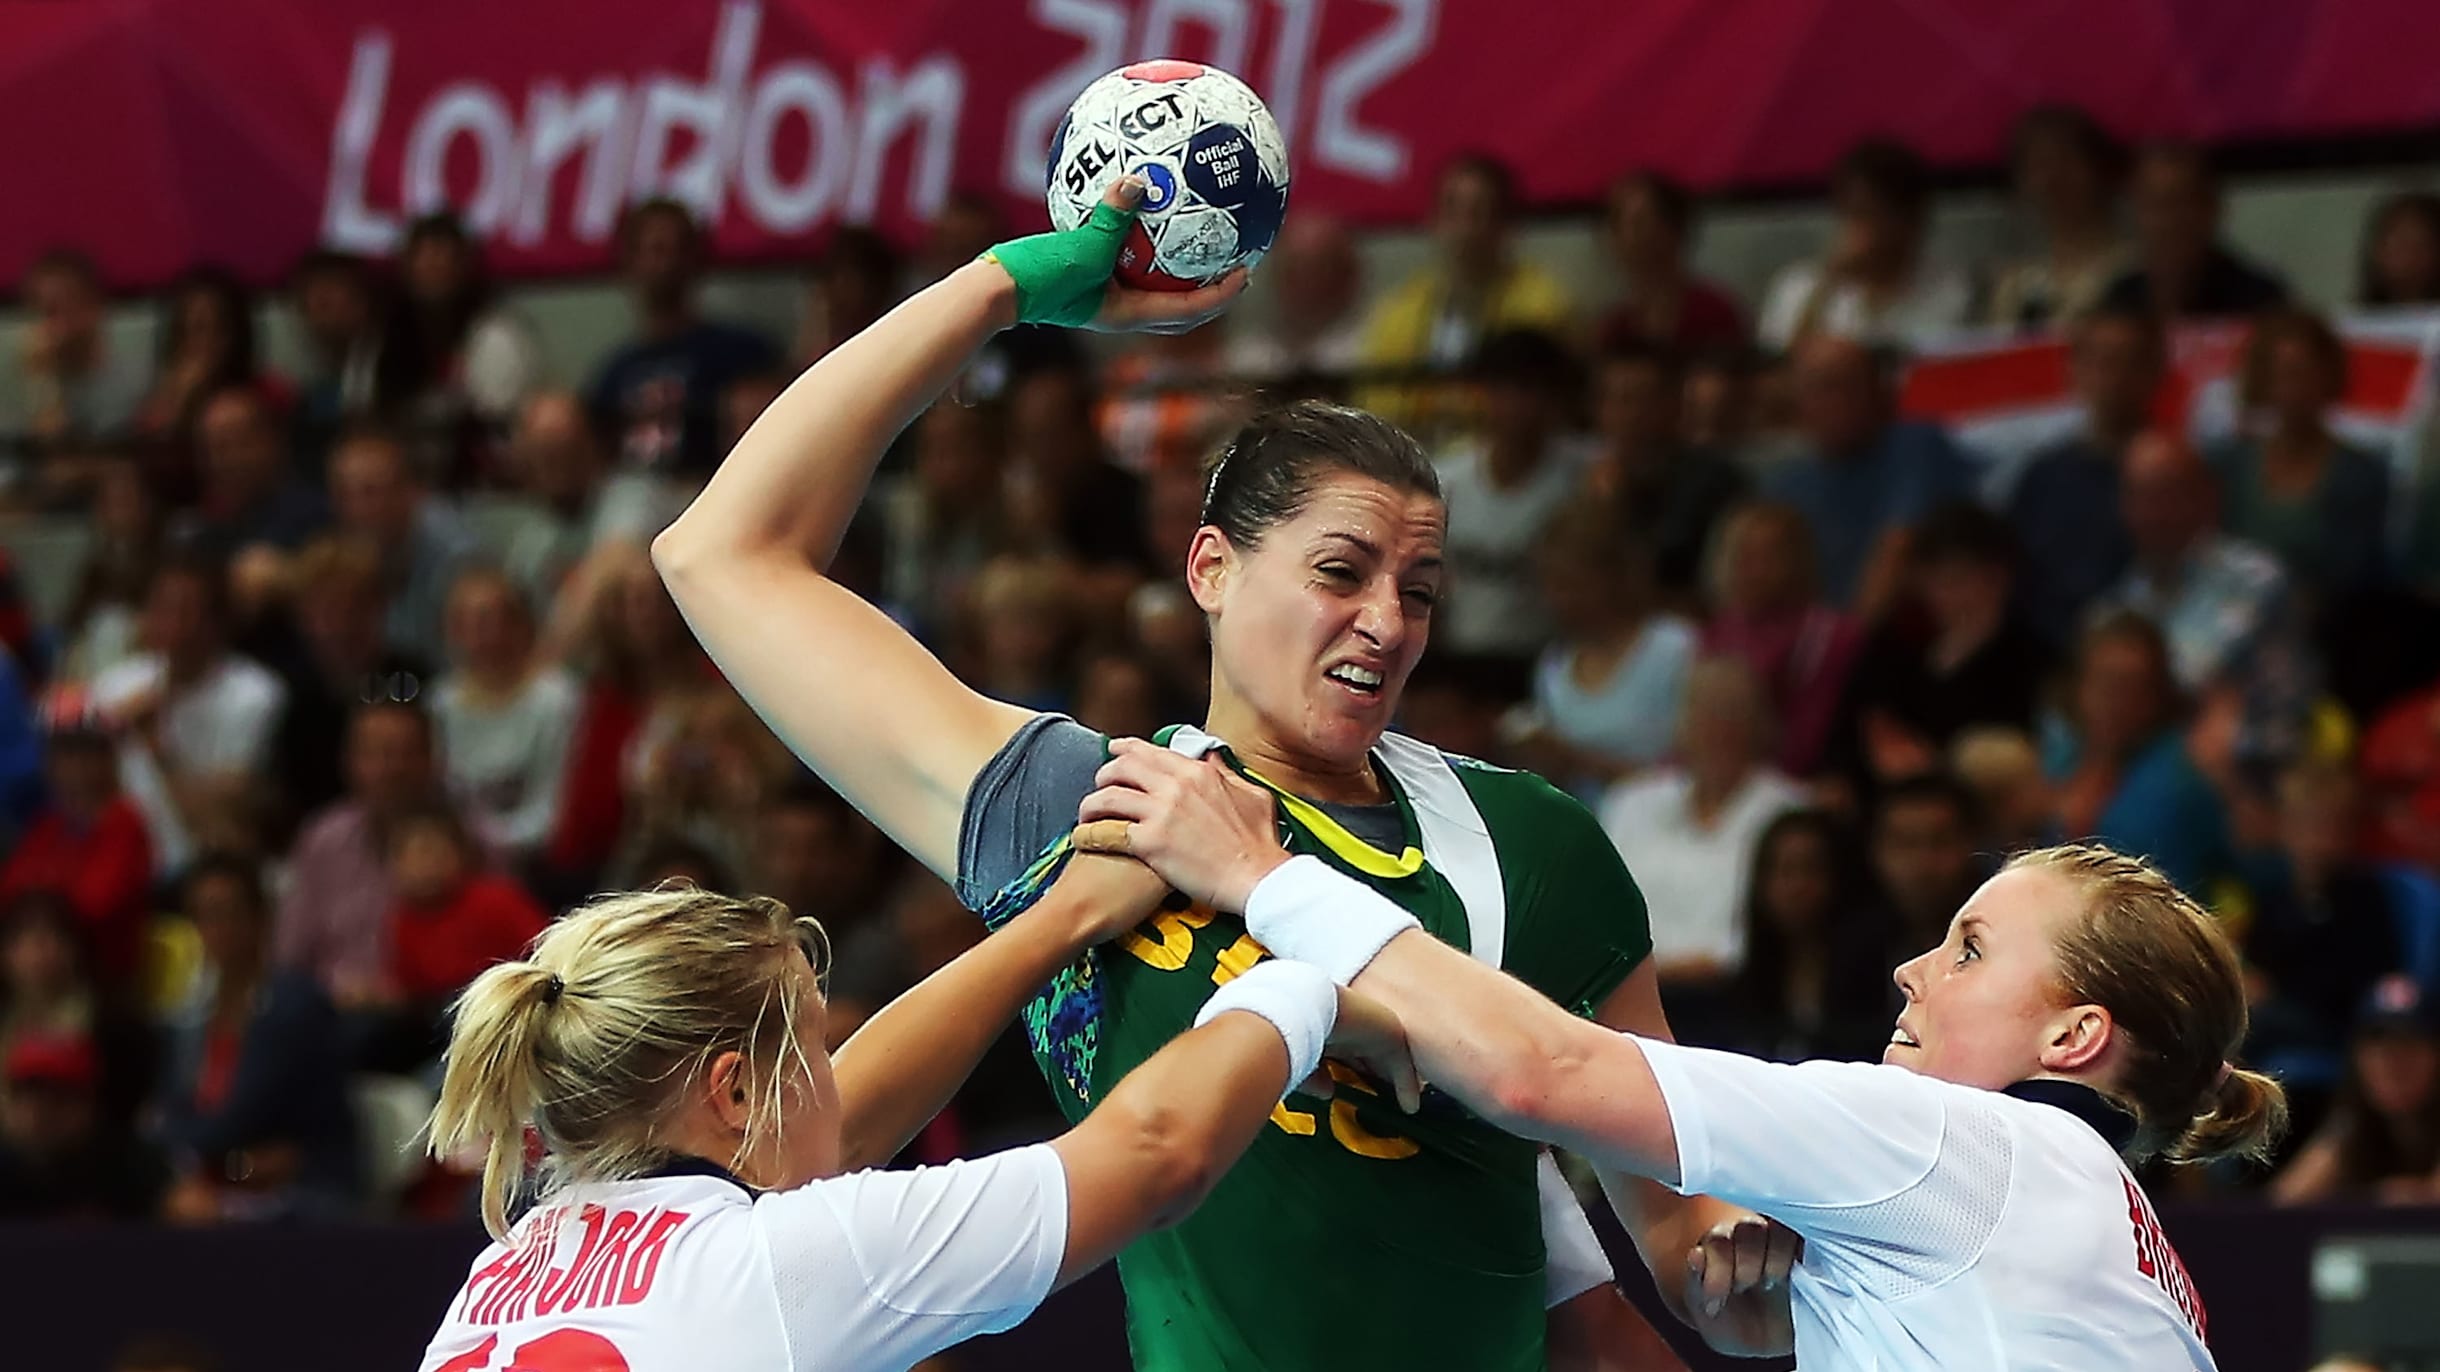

{"left": 1193, "top": 959, "right": 1338, "bottom": 1098}
{"left": 1242, "top": 855, "right": 1421, "bottom": 986}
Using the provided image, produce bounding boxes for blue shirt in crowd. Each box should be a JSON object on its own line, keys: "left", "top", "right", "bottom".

{"left": 2008, "top": 436, "right": 2133, "bottom": 650}
{"left": 586, "top": 320, "right": 779, "bottom": 476}
{"left": 1761, "top": 420, "right": 1974, "bottom": 606}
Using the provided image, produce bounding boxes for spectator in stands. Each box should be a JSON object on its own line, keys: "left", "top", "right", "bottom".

{"left": 0, "top": 729, "right": 151, "bottom": 987}
{"left": 538, "top": 544, "right": 706, "bottom": 894}
{"left": 174, "top": 386, "right": 327, "bottom": 562}
{"left": 2359, "top": 191, "right": 2440, "bottom": 307}
{"left": 587, "top": 198, "right": 778, "bottom": 475}
{"left": 1585, "top": 342, "right": 1748, "bottom": 599}
{"left": 1761, "top": 334, "right": 1974, "bottom": 613}
{"left": 1949, "top": 725, "right": 2052, "bottom": 856}
{"left": 1434, "top": 329, "right": 1588, "bottom": 671}
{"left": 918, "top": 190, "right": 1002, "bottom": 285}
{"left": 2239, "top": 761, "right": 2401, "bottom": 1064}
{"left": 960, "top": 556, "right": 1078, "bottom": 714}
{"left": 430, "top": 567, "right": 578, "bottom": 861}
{"left": 59, "top": 459, "right": 166, "bottom": 685}
{"left": 1701, "top": 808, "right": 1892, "bottom": 1063}
{"left": 879, "top": 400, "right": 1009, "bottom": 644}
{"left": 1985, "top": 105, "right": 2131, "bottom": 330}
{"left": 2101, "top": 144, "right": 2288, "bottom": 320}
{"left": 9, "top": 248, "right": 145, "bottom": 445}
{"left": 2273, "top": 975, "right": 2440, "bottom": 1204}
{"left": 136, "top": 267, "right": 283, "bottom": 485}
{"left": 1597, "top": 656, "right": 1805, "bottom": 991}
{"left": 2102, "top": 430, "right": 2316, "bottom": 770}
{"left": 1073, "top": 649, "right": 1166, "bottom": 741}
{"left": 360, "top": 804, "right": 546, "bottom": 1071}
{"left": 2007, "top": 306, "right": 2162, "bottom": 648}
{"left": 88, "top": 559, "right": 286, "bottom": 872}
{"left": 262, "top": 536, "right": 427, "bottom": 824}
{"left": 1681, "top": 346, "right": 1781, "bottom": 464}
{"left": 1128, "top": 581, "right": 1212, "bottom": 724}
{"left": 1098, "top": 320, "right": 1234, "bottom": 474}
{"left": 1864, "top": 771, "right": 1988, "bottom": 956}
{"left": 2206, "top": 308, "right": 2391, "bottom": 598}
{"left": 1004, "top": 360, "right": 1151, "bottom": 577}
{"left": 498, "top": 390, "right": 629, "bottom": 607}
{"left": 615, "top": 689, "right": 794, "bottom": 886}
{"left": 1514, "top": 500, "right": 1697, "bottom": 797}
{"left": 627, "top": 837, "right": 733, "bottom": 893}
{"left": 153, "top": 855, "right": 358, "bottom": 1222}
{"left": 1223, "top": 214, "right": 1366, "bottom": 380}
{"left": 274, "top": 700, "right": 445, "bottom": 999}
{"left": 1702, "top": 500, "right": 1863, "bottom": 775}
{"left": 0, "top": 648, "right": 35, "bottom": 836}
{"left": 1758, "top": 139, "right": 1972, "bottom": 350}
{"left": 2046, "top": 610, "right": 2231, "bottom": 894}
{"left": 747, "top": 782, "right": 890, "bottom": 939}
{"left": 796, "top": 226, "right": 902, "bottom": 366}
{"left": 1596, "top": 171, "right": 1746, "bottom": 352}
{"left": 328, "top": 427, "right": 475, "bottom": 665}
{"left": 2360, "top": 668, "right": 2440, "bottom": 868}
{"left": 1359, "top": 153, "right": 1570, "bottom": 432}
{"left": 1826, "top": 503, "right": 2050, "bottom": 797}
{"left": 399, "top": 211, "right": 543, "bottom": 434}
{"left": 0, "top": 1031, "right": 163, "bottom": 1220}
{"left": 288, "top": 250, "right": 408, "bottom": 474}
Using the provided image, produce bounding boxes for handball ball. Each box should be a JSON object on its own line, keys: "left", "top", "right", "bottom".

{"left": 1046, "top": 59, "right": 1290, "bottom": 291}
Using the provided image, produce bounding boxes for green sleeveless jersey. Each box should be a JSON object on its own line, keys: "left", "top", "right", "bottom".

{"left": 977, "top": 728, "right": 1653, "bottom": 1371}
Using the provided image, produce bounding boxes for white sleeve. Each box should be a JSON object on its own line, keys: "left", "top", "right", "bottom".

{"left": 1636, "top": 1037, "right": 2009, "bottom": 1299}
{"left": 756, "top": 1144, "right": 1068, "bottom": 1371}
{"left": 1537, "top": 1152, "right": 1614, "bottom": 1307}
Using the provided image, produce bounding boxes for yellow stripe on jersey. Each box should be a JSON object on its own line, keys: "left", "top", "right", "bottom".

{"left": 1241, "top": 767, "right": 1426, "bottom": 879}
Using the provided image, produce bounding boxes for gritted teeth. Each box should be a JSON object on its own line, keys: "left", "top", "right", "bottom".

{"left": 1326, "top": 664, "right": 1384, "bottom": 689}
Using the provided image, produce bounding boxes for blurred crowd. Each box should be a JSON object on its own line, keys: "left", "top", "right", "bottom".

{"left": 3, "top": 106, "right": 2440, "bottom": 1229}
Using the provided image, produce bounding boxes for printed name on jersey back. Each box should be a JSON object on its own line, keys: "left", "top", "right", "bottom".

{"left": 459, "top": 1204, "right": 690, "bottom": 1326}
{"left": 2121, "top": 1176, "right": 2206, "bottom": 1338}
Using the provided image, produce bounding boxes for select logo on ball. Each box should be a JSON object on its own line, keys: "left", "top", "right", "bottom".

{"left": 1136, "top": 162, "right": 1179, "bottom": 213}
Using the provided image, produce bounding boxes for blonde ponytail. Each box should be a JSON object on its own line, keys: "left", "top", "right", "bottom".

{"left": 429, "top": 961, "right": 564, "bottom": 1237}
{"left": 426, "top": 884, "right": 828, "bottom": 1239}
{"left": 2169, "top": 1064, "right": 2289, "bottom": 1166}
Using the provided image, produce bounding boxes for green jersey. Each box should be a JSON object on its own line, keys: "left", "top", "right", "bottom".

{"left": 976, "top": 726, "right": 1653, "bottom": 1371}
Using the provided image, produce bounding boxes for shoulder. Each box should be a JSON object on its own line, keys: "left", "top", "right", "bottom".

{"left": 218, "top": 654, "right": 286, "bottom": 702}
{"left": 88, "top": 654, "right": 162, "bottom": 706}
{"left": 2205, "top": 536, "right": 2291, "bottom": 597}
{"left": 528, "top": 668, "right": 583, "bottom": 708}
{"left": 1597, "top": 770, "right": 1682, "bottom": 827}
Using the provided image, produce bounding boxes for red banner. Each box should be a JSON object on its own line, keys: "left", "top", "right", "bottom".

{"left": 9, "top": 0, "right": 2440, "bottom": 291}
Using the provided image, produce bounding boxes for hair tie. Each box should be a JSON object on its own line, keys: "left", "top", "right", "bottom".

{"left": 541, "top": 973, "right": 565, "bottom": 1006}
{"left": 2213, "top": 1061, "right": 2234, "bottom": 1089}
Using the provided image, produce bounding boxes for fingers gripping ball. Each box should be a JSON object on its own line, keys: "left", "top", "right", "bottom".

{"left": 1047, "top": 59, "right": 1290, "bottom": 291}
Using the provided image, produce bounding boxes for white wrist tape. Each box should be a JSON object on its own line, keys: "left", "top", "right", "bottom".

{"left": 1242, "top": 855, "right": 1421, "bottom": 986}
{"left": 1193, "top": 958, "right": 1338, "bottom": 1097}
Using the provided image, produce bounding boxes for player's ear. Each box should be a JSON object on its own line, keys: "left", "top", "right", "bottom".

{"left": 2037, "top": 1003, "right": 2113, "bottom": 1075}
{"left": 703, "top": 1050, "right": 753, "bottom": 1134}
{"left": 1185, "top": 526, "right": 1234, "bottom": 614}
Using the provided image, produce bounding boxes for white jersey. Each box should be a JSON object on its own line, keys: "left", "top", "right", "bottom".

{"left": 418, "top": 1147, "right": 1067, "bottom": 1372}
{"left": 1638, "top": 1039, "right": 2215, "bottom": 1372}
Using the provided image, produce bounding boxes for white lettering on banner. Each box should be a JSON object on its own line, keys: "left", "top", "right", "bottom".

{"left": 996, "top": 0, "right": 1437, "bottom": 201}
{"left": 1313, "top": 0, "right": 1435, "bottom": 183}
{"left": 1003, "top": 0, "right": 1130, "bottom": 199}
{"left": 1142, "top": 0, "right": 1253, "bottom": 77}
{"left": 318, "top": 1, "right": 962, "bottom": 254}
{"left": 513, "top": 82, "right": 631, "bottom": 247}
{"left": 848, "top": 57, "right": 963, "bottom": 224}
{"left": 627, "top": 0, "right": 762, "bottom": 224}
{"left": 737, "top": 64, "right": 852, "bottom": 232}
{"left": 406, "top": 84, "right": 522, "bottom": 231}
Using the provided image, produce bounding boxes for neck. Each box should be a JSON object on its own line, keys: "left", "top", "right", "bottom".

{"left": 463, "top": 661, "right": 530, "bottom": 695}
{"left": 1687, "top": 762, "right": 1747, "bottom": 809}
{"left": 2046, "top": 214, "right": 2113, "bottom": 259}
{"left": 1204, "top": 703, "right": 1385, "bottom": 806}
{"left": 2269, "top": 415, "right": 2328, "bottom": 449}
{"left": 164, "top": 648, "right": 214, "bottom": 686}
{"left": 1485, "top": 434, "right": 1545, "bottom": 484}
{"left": 1933, "top": 601, "right": 2005, "bottom": 660}
{"left": 639, "top": 300, "right": 692, "bottom": 338}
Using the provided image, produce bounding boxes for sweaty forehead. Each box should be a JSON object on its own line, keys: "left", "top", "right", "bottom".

{"left": 1290, "top": 477, "right": 1446, "bottom": 558}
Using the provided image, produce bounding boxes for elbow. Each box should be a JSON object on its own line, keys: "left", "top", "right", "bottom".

{"left": 1483, "top": 1058, "right": 1567, "bottom": 1139}
{"left": 649, "top": 522, "right": 711, "bottom": 587}
{"left": 1116, "top": 1099, "right": 1228, "bottom": 1233}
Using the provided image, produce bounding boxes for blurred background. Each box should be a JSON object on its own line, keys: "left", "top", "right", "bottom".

{"left": 2, "top": 2, "right": 2439, "bottom": 1369}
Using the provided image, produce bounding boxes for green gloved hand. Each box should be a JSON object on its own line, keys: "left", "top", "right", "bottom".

{"left": 982, "top": 178, "right": 1144, "bottom": 329}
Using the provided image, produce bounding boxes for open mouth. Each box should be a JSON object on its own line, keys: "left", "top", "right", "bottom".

{"left": 1888, "top": 1024, "right": 1921, "bottom": 1050}
{"left": 1324, "top": 664, "right": 1385, "bottom": 698}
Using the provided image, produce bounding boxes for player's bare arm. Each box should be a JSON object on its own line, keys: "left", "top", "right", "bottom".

{"left": 652, "top": 177, "right": 1242, "bottom": 881}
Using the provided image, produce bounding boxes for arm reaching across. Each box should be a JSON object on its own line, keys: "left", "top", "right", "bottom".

{"left": 651, "top": 179, "right": 1243, "bottom": 880}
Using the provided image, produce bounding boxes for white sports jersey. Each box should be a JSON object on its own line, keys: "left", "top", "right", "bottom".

{"left": 1638, "top": 1040, "right": 2215, "bottom": 1372}
{"left": 418, "top": 1146, "right": 1067, "bottom": 1372}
